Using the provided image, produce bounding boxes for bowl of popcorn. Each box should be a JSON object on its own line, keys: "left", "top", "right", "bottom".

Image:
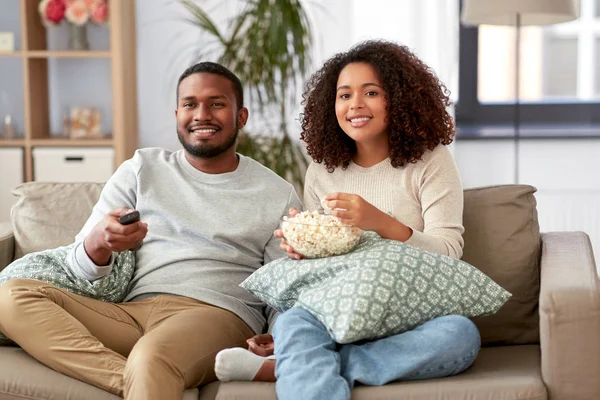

{"left": 280, "top": 211, "right": 362, "bottom": 258}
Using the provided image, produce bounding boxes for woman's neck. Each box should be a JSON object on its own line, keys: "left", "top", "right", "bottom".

{"left": 353, "top": 141, "right": 390, "bottom": 168}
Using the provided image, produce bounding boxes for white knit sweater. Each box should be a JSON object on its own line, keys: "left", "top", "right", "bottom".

{"left": 303, "top": 145, "right": 465, "bottom": 259}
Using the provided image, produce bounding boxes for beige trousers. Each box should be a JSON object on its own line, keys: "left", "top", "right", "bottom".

{"left": 0, "top": 278, "right": 254, "bottom": 399}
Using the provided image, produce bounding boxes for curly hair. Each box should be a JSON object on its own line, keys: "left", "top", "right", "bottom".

{"left": 301, "top": 40, "right": 455, "bottom": 172}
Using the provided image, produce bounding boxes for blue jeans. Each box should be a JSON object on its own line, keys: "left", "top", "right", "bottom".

{"left": 273, "top": 307, "right": 481, "bottom": 400}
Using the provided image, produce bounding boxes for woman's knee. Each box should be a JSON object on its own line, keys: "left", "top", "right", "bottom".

{"left": 435, "top": 315, "right": 481, "bottom": 356}
{"left": 273, "top": 307, "right": 315, "bottom": 330}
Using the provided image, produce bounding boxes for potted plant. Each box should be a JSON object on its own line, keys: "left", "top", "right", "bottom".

{"left": 178, "top": 0, "right": 313, "bottom": 190}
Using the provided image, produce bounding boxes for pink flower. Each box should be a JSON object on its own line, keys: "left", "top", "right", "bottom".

{"left": 39, "top": 0, "right": 66, "bottom": 25}
{"left": 65, "top": 0, "right": 90, "bottom": 25}
{"left": 90, "top": 1, "right": 109, "bottom": 24}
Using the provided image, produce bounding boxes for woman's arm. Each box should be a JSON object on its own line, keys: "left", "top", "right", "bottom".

{"left": 404, "top": 146, "right": 465, "bottom": 258}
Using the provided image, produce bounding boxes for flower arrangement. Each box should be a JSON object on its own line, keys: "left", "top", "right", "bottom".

{"left": 39, "top": 0, "right": 109, "bottom": 26}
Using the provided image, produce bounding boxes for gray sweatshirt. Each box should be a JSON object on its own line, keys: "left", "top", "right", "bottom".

{"left": 66, "top": 148, "right": 302, "bottom": 334}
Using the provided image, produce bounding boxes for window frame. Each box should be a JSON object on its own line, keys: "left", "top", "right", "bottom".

{"left": 456, "top": 7, "right": 600, "bottom": 127}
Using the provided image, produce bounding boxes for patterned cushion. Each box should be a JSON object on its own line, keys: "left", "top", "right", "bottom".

{"left": 242, "top": 232, "right": 511, "bottom": 344}
{"left": 0, "top": 244, "right": 134, "bottom": 343}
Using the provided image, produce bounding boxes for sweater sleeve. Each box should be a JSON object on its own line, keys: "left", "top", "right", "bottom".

{"left": 65, "top": 153, "right": 141, "bottom": 281}
{"left": 263, "top": 186, "right": 303, "bottom": 265}
{"left": 404, "top": 146, "right": 465, "bottom": 259}
{"left": 302, "top": 162, "right": 321, "bottom": 212}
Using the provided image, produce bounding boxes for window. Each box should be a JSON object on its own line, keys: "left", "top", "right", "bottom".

{"left": 596, "top": 37, "right": 600, "bottom": 94}
{"left": 457, "top": 0, "right": 600, "bottom": 127}
{"left": 543, "top": 35, "right": 578, "bottom": 98}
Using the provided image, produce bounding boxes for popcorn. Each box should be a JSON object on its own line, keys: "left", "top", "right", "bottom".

{"left": 281, "top": 211, "right": 362, "bottom": 258}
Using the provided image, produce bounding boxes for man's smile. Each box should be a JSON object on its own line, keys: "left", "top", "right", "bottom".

{"left": 189, "top": 125, "right": 220, "bottom": 139}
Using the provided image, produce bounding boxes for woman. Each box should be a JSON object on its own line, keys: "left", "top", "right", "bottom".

{"left": 216, "top": 40, "right": 480, "bottom": 400}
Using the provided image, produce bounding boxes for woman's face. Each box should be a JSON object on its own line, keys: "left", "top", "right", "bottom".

{"left": 335, "top": 62, "right": 388, "bottom": 145}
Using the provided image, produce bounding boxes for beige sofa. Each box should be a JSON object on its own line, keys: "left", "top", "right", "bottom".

{"left": 0, "top": 182, "right": 598, "bottom": 400}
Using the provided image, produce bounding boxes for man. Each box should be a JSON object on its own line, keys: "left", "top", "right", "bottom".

{"left": 0, "top": 62, "right": 301, "bottom": 399}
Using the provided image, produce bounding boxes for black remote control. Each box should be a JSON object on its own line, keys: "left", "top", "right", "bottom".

{"left": 118, "top": 210, "right": 140, "bottom": 225}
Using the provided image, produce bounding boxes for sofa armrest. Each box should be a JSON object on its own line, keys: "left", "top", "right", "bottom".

{"left": 539, "top": 231, "right": 600, "bottom": 400}
{"left": 0, "top": 222, "right": 15, "bottom": 272}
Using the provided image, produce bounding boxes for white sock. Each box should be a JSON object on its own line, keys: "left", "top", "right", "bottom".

{"left": 215, "top": 348, "right": 267, "bottom": 382}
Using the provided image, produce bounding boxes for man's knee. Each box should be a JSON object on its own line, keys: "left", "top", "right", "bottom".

{"left": 126, "top": 343, "right": 165, "bottom": 370}
{"left": 0, "top": 279, "right": 44, "bottom": 335}
{"left": 124, "top": 341, "right": 187, "bottom": 380}
{"left": 0, "top": 279, "right": 45, "bottom": 312}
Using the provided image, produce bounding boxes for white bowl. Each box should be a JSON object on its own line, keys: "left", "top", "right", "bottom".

{"left": 280, "top": 211, "right": 361, "bottom": 258}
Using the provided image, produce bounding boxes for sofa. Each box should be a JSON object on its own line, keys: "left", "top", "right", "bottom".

{"left": 0, "top": 181, "right": 598, "bottom": 400}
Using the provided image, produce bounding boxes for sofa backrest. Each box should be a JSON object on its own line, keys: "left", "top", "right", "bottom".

{"left": 11, "top": 182, "right": 104, "bottom": 259}
{"left": 9, "top": 182, "right": 541, "bottom": 346}
{"left": 463, "top": 185, "right": 541, "bottom": 346}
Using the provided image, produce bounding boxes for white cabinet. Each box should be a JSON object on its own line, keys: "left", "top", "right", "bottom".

{"left": 0, "top": 148, "right": 24, "bottom": 222}
{"left": 33, "top": 147, "right": 114, "bottom": 183}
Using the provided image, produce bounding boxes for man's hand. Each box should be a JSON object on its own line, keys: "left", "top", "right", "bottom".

{"left": 247, "top": 333, "right": 274, "bottom": 357}
{"left": 84, "top": 208, "right": 148, "bottom": 265}
{"left": 274, "top": 207, "right": 303, "bottom": 260}
{"left": 324, "top": 193, "right": 388, "bottom": 231}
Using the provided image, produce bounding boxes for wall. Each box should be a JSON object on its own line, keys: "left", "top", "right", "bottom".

{"left": 455, "top": 138, "right": 600, "bottom": 260}
{"left": 133, "top": 0, "right": 459, "bottom": 149}
{"left": 134, "top": 0, "right": 356, "bottom": 149}
{"left": 0, "top": 1, "right": 24, "bottom": 136}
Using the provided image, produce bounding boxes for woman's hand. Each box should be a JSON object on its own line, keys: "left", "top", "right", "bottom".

{"left": 247, "top": 333, "right": 274, "bottom": 357}
{"left": 274, "top": 208, "right": 303, "bottom": 260}
{"left": 325, "top": 193, "right": 413, "bottom": 241}
{"left": 324, "top": 193, "right": 388, "bottom": 231}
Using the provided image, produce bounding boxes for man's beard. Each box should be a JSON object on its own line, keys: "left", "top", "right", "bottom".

{"left": 178, "top": 124, "right": 238, "bottom": 158}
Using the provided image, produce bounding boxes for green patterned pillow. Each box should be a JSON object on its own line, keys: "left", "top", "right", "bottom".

{"left": 241, "top": 232, "right": 511, "bottom": 344}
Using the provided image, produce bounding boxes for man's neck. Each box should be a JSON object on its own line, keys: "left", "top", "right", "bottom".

{"left": 184, "top": 150, "right": 240, "bottom": 174}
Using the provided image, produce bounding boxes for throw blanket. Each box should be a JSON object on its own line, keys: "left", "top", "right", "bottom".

{"left": 0, "top": 244, "right": 135, "bottom": 342}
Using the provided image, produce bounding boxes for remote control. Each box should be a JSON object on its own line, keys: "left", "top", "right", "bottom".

{"left": 118, "top": 210, "right": 140, "bottom": 225}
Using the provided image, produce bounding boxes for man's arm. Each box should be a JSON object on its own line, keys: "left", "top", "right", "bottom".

{"left": 264, "top": 306, "right": 280, "bottom": 334}
{"left": 263, "top": 187, "right": 303, "bottom": 265}
{"left": 66, "top": 153, "right": 142, "bottom": 281}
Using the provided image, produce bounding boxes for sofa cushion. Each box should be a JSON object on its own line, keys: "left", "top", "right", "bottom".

{"left": 463, "top": 185, "right": 541, "bottom": 346}
{"left": 214, "top": 345, "right": 546, "bottom": 400}
{"left": 242, "top": 232, "right": 511, "bottom": 343}
{"left": 11, "top": 182, "right": 103, "bottom": 259}
{"left": 0, "top": 346, "right": 121, "bottom": 400}
{"left": 0, "top": 347, "right": 202, "bottom": 400}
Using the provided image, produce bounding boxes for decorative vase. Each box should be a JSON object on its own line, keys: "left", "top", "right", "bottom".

{"left": 68, "top": 23, "right": 89, "bottom": 51}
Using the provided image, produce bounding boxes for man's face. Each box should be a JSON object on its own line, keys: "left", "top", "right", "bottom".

{"left": 175, "top": 72, "right": 248, "bottom": 158}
